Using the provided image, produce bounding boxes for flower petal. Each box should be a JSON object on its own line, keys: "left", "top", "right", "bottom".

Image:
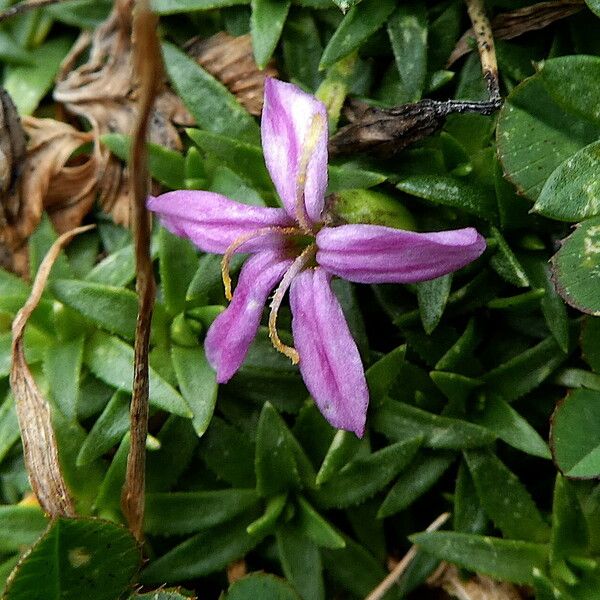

{"left": 205, "top": 251, "right": 292, "bottom": 383}
{"left": 147, "top": 191, "right": 292, "bottom": 254}
{"left": 290, "top": 268, "right": 368, "bottom": 437}
{"left": 316, "top": 225, "right": 486, "bottom": 283}
{"left": 261, "top": 78, "right": 328, "bottom": 224}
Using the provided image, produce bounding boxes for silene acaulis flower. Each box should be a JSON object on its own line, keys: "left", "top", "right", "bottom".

{"left": 148, "top": 78, "right": 486, "bottom": 437}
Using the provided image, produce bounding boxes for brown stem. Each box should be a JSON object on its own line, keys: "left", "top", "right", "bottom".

{"left": 120, "top": 0, "right": 162, "bottom": 543}
{"left": 465, "top": 0, "right": 501, "bottom": 103}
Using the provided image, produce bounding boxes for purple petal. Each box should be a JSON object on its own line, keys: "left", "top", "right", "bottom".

{"left": 205, "top": 251, "right": 293, "bottom": 383}
{"left": 290, "top": 268, "right": 368, "bottom": 437}
{"left": 147, "top": 191, "right": 293, "bottom": 254}
{"left": 316, "top": 225, "right": 486, "bottom": 284}
{"left": 261, "top": 78, "right": 328, "bottom": 224}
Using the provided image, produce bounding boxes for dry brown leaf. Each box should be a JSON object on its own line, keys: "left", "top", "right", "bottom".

{"left": 187, "top": 32, "right": 277, "bottom": 116}
{"left": 53, "top": 0, "right": 189, "bottom": 225}
{"left": 10, "top": 225, "right": 94, "bottom": 517}
{"left": 448, "top": 0, "right": 584, "bottom": 66}
{"left": 0, "top": 112, "right": 99, "bottom": 277}
{"left": 427, "top": 563, "right": 529, "bottom": 600}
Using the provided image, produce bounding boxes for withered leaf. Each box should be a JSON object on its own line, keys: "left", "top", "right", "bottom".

{"left": 53, "top": 0, "right": 189, "bottom": 225}
{"left": 186, "top": 32, "right": 277, "bottom": 117}
{"left": 448, "top": 0, "right": 584, "bottom": 66}
{"left": 329, "top": 98, "right": 500, "bottom": 158}
{"left": 10, "top": 225, "right": 95, "bottom": 517}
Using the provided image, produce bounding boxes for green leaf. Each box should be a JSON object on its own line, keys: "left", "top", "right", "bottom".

{"left": 416, "top": 275, "right": 452, "bottom": 334}
{"left": 316, "top": 430, "right": 361, "bottom": 486}
{"left": 276, "top": 522, "right": 325, "bottom": 600}
{"left": 409, "top": 531, "right": 548, "bottom": 585}
{"left": 586, "top": 0, "right": 600, "bottom": 16}
{"left": 551, "top": 474, "right": 589, "bottom": 563}
{"left": 0, "top": 31, "right": 32, "bottom": 65}
{"left": 497, "top": 75, "right": 600, "bottom": 201}
{"left": 51, "top": 279, "right": 138, "bottom": 341}
{"left": 319, "top": 0, "right": 396, "bottom": 69}
{"left": 186, "top": 129, "right": 273, "bottom": 191}
{"left": 539, "top": 55, "right": 600, "bottom": 126}
{"left": 435, "top": 318, "right": 479, "bottom": 372}
{"left": 246, "top": 494, "right": 287, "bottom": 537}
{"left": 251, "top": 0, "right": 291, "bottom": 69}
{"left": 225, "top": 574, "right": 301, "bottom": 600}
{"left": 0, "top": 506, "right": 47, "bottom": 554}
{"left": 282, "top": 11, "right": 323, "bottom": 91}
{"left": 42, "top": 336, "right": 83, "bottom": 422}
{"left": 552, "top": 216, "right": 600, "bottom": 315}
{"left": 311, "top": 437, "right": 422, "bottom": 509}
{"left": 152, "top": 0, "right": 248, "bottom": 12}
{"left": 28, "top": 214, "right": 73, "bottom": 281}
{"left": 0, "top": 395, "right": 19, "bottom": 464}
{"left": 101, "top": 133, "right": 186, "bottom": 190}
{"left": 171, "top": 346, "right": 217, "bottom": 437}
{"left": 326, "top": 166, "right": 386, "bottom": 193}
{"left": 483, "top": 335, "right": 569, "bottom": 403}
{"left": 158, "top": 228, "right": 198, "bottom": 316}
{"left": 3, "top": 518, "right": 140, "bottom": 600}
{"left": 85, "top": 245, "right": 135, "bottom": 287}
{"left": 84, "top": 332, "right": 192, "bottom": 418}
{"left": 365, "top": 344, "right": 406, "bottom": 405}
{"left": 464, "top": 449, "right": 550, "bottom": 543}
{"left": 4, "top": 37, "right": 72, "bottom": 115}
{"left": 296, "top": 497, "right": 345, "bottom": 549}
{"left": 534, "top": 141, "right": 600, "bottom": 222}
{"left": 373, "top": 400, "right": 495, "bottom": 449}
{"left": 378, "top": 451, "right": 455, "bottom": 517}
{"left": 199, "top": 417, "right": 256, "bottom": 487}
{"left": 94, "top": 433, "right": 129, "bottom": 520}
{"left": 489, "top": 227, "right": 530, "bottom": 287}
{"left": 77, "top": 390, "right": 129, "bottom": 466}
{"left": 321, "top": 536, "right": 387, "bottom": 598}
{"left": 454, "top": 461, "right": 487, "bottom": 534}
{"left": 551, "top": 388, "right": 600, "bottom": 478}
{"left": 131, "top": 590, "right": 195, "bottom": 600}
{"left": 141, "top": 510, "right": 263, "bottom": 584}
{"left": 162, "top": 43, "right": 259, "bottom": 144}
{"left": 521, "top": 254, "right": 570, "bottom": 353}
{"left": 396, "top": 174, "right": 499, "bottom": 222}
{"left": 582, "top": 317, "right": 600, "bottom": 373}
{"left": 472, "top": 395, "right": 551, "bottom": 459}
{"left": 255, "top": 402, "right": 301, "bottom": 496}
{"left": 387, "top": 0, "right": 427, "bottom": 103}
{"left": 145, "top": 489, "right": 259, "bottom": 536}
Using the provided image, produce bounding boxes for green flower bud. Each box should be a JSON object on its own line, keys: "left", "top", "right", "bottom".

{"left": 332, "top": 189, "right": 416, "bottom": 230}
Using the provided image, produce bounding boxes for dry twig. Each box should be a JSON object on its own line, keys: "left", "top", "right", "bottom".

{"left": 10, "top": 225, "right": 95, "bottom": 517}
{"left": 448, "top": 0, "right": 584, "bottom": 66}
{"left": 364, "top": 512, "right": 450, "bottom": 600}
{"left": 120, "top": 0, "right": 161, "bottom": 543}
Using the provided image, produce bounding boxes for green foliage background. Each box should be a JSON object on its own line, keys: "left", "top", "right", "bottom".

{"left": 2, "top": 0, "right": 600, "bottom": 598}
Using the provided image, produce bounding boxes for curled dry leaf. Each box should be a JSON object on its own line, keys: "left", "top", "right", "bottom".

{"left": 53, "top": 0, "right": 190, "bottom": 225}
{"left": 329, "top": 98, "right": 500, "bottom": 158}
{"left": 0, "top": 97, "right": 97, "bottom": 276}
{"left": 186, "top": 32, "right": 277, "bottom": 116}
{"left": 10, "top": 225, "right": 95, "bottom": 518}
{"left": 427, "top": 562, "right": 527, "bottom": 600}
{"left": 448, "top": 0, "right": 584, "bottom": 66}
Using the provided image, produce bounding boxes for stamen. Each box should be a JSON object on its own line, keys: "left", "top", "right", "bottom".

{"left": 295, "top": 113, "right": 326, "bottom": 233}
{"left": 268, "top": 243, "right": 317, "bottom": 364}
{"left": 221, "top": 226, "right": 300, "bottom": 301}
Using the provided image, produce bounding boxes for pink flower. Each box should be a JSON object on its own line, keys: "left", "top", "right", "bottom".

{"left": 148, "top": 78, "right": 486, "bottom": 437}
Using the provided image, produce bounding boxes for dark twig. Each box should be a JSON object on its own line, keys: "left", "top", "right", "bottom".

{"left": 329, "top": 98, "right": 500, "bottom": 157}
{"left": 121, "top": 0, "right": 162, "bottom": 543}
